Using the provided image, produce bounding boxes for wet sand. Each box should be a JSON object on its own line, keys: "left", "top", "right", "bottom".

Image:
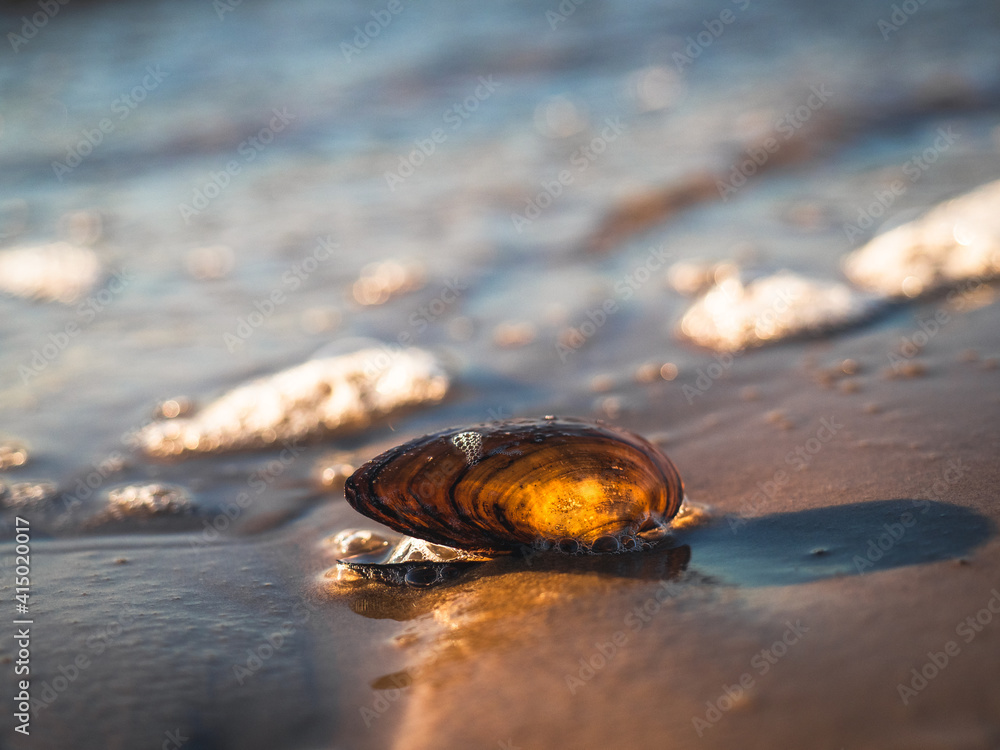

{"left": 383, "top": 314, "right": 1000, "bottom": 750}
{"left": 2, "top": 0, "right": 1000, "bottom": 748}
{"left": 5, "top": 287, "right": 999, "bottom": 750}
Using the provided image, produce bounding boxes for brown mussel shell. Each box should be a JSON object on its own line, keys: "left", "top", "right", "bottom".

{"left": 343, "top": 417, "right": 684, "bottom": 555}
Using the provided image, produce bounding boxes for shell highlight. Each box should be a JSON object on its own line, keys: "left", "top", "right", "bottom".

{"left": 343, "top": 417, "right": 684, "bottom": 555}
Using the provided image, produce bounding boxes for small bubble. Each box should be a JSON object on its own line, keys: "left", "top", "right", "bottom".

{"left": 325, "top": 529, "right": 391, "bottom": 557}
{"left": 900, "top": 276, "right": 924, "bottom": 298}
{"left": 404, "top": 566, "right": 440, "bottom": 588}
{"left": 659, "top": 363, "right": 679, "bottom": 381}
{"left": 592, "top": 535, "right": 621, "bottom": 554}
{"left": 156, "top": 397, "right": 193, "bottom": 420}
{"left": 557, "top": 538, "right": 581, "bottom": 554}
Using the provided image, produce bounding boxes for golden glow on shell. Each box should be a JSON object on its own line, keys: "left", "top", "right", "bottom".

{"left": 344, "top": 417, "right": 684, "bottom": 555}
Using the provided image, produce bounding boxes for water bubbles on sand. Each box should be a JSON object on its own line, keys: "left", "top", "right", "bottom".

{"left": 315, "top": 453, "right": 356, "bottom": 490}
{"left": 0, "top": 480, "right": 59, "bottom": 510}
{"left": 0, "top": 242, "right": 101, "bottom": 303}
{"left": 843, "top": 178, "right": 1000, "bottom": 297}
{"left": 0, "top": 439, "right": 29, "bottom": 470}
{"left": 667, "top": 259, "right": 739, "bottom": 297}
{"left": 104, "top": 483, "right": 193, "bottom": 520}
{"left": 678, "top": 269, "right": 883, "bottom": 352}
{"left": 352, "top": 260, "right": 424, "bottom": 306}
{"left": 154, "top": 397, "right": 194, "bottom": 420}
{"left": 134, "top": 345, "right": 449, "bottom": 457}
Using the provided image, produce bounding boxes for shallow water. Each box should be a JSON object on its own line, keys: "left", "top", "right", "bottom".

{"left": 2, "top": 1, "right": 1000, "bottom": 748}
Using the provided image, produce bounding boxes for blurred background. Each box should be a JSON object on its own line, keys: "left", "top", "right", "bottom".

{"left": 2, "top": 2, "right": 1000, "bottom": 749}
{"left": 2, "top": 0, "right": 1000, "bottom": 455}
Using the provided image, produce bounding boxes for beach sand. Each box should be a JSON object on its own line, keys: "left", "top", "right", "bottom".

{"left": 1, "top": 1, "right": 999, "bottom": 748}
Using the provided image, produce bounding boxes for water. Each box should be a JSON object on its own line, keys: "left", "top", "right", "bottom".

{"left": 2, "top": 1, "right": 1000, "bottom": 748}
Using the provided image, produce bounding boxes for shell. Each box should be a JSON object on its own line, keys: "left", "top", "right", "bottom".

{"left": 343, "top": 417, "right": 684, "bottom": 555}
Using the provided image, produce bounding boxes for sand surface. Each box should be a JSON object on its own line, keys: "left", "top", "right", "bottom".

{"left": 1, "top": 0, "right": 999, "bottom": 748}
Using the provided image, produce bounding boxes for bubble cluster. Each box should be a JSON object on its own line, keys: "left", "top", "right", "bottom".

{"left": 450, "top": 431, "right": 483, "bottom": 465}
{"left": 104, "top": 483, "right": 192, "bottom": 520}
